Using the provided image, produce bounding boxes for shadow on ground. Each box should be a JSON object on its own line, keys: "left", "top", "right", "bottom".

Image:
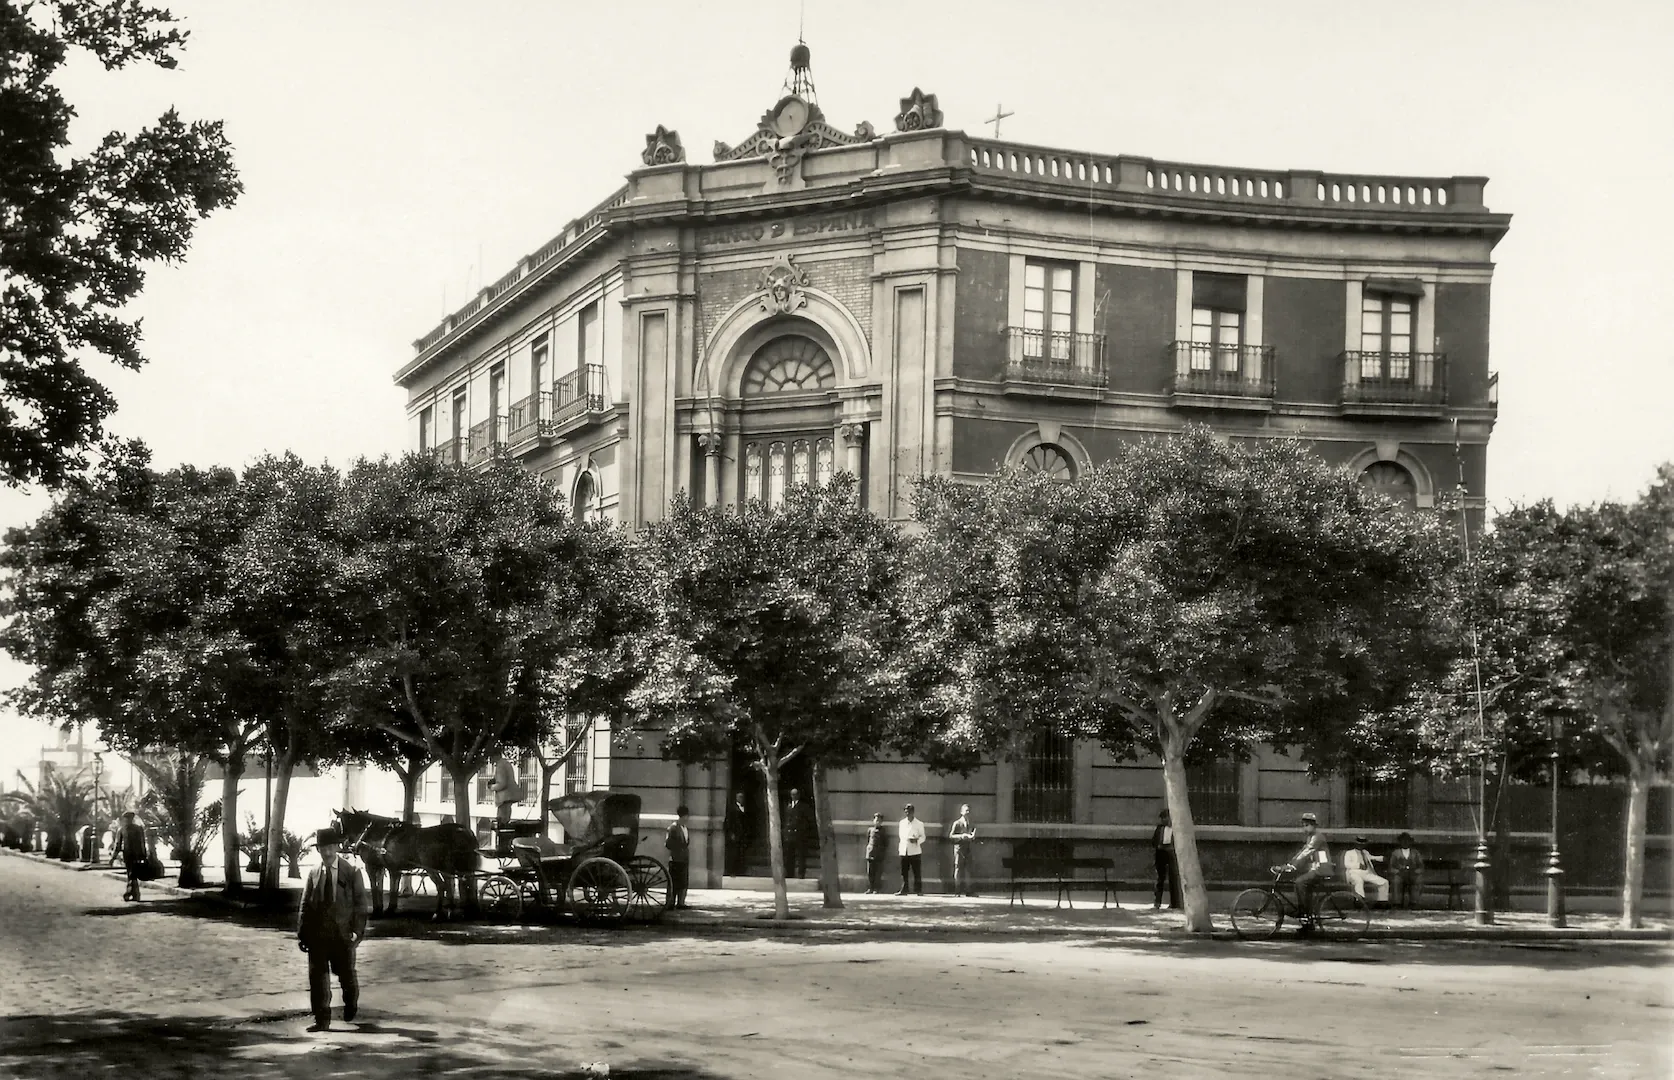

{"left": 0, "top": 1012, "right": 724, "bottom": 1080}
{"left": 1065, "top": 934, "right": 1674, "bottom": 970}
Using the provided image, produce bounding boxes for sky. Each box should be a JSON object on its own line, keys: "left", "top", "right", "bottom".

{"left": 2, "top": 0, "right": 1671, "bottom": 784}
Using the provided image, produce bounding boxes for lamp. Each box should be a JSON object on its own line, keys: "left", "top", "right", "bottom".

{"left": 1546, "top": 717, "right": 1566, "bottom": 927}
{"left": 91, "top": 750, "right": 103, "bottom": 863}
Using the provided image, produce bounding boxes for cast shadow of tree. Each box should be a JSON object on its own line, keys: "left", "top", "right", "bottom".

{"left": 0, "top": 1011, "right": 725, "bottom": 1080}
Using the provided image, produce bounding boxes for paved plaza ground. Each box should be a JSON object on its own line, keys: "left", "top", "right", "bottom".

{"left": 2, "top": 850, "right": 1669, "bottom": 1078}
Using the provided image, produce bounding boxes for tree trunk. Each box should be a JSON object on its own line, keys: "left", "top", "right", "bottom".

{"left": 450, "top": 761, "right": 478, "bottom": 912}
{"left": 761, "top": 749, "right": 789, "bottom": 920}
{"left": 262, "top": 751, "right": 297, "bottom": 894}
{"left": 811, "top": 759, "right": 842, "bottom": 909}
{"left": 1621, "top": 763, "right": 1651, "bottom": 929}
{"left": 220, "top": 761, "right": 243, "bottom": 894}
{"left": 1160, "top": 751, "right": 1212, "bottom": 933}
{"left": 400, "top": 765, "right": 419, "bottom": 825}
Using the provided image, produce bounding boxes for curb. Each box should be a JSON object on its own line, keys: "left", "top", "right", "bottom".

{"left": 7, "top": 847, "right": 1667, "bottom": 943}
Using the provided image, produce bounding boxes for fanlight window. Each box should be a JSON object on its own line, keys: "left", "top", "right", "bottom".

{"left": 1021, "top": 443, "right": 1076, "bottom": 481}
{"left": 743, "top": 438, "right": 836, "bottom": 507}
{"left": 1360, "top": 461, "right": 1417, "bottom": 509}
{"left": 741, "top": 336, "right": 836, "bottom": 395}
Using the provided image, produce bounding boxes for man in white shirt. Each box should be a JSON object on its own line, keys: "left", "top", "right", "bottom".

{"left": 1342, "top": 835, "right": 1390, "bottom": 905}
{"left": 895, "top": 803, "right": 926, "bottom": 896}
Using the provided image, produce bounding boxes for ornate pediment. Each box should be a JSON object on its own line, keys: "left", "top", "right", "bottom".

{"left": 712, "top": 93, "right": 875, "bottom": 186}
{"left": 894, "top": 88, "right": 943, "bottom": 132}
{"left": 641, "top": 125, "right": 685, "bottom": 166}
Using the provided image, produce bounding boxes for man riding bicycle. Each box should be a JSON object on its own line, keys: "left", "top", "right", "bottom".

{"left": 1280, "top": 812, "right": 1334, "bottom": 919}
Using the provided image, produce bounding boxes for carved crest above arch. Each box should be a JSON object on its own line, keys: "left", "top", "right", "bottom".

{"left": 758, "top": 254, "right": 811, "bottom": 316}
{"left": 641, "top": 125, "right": 685, "bottom": 166}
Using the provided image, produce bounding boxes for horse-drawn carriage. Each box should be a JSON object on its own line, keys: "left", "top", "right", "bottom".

{"left": 336, "top": 791, "right": 669, "bottom": 926}
{"left": 477, "top": 792, "right": 669, "bottom": 925}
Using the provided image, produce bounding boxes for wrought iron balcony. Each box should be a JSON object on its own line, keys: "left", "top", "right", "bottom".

{"left": 508, "top": 394, "right": 548, "bottom": 444}
{"left": 1004, "top": 328, "right": 1107, "bottom": 388}
{"left": 427, "top": 438, "right": 463, "bottom": 465}
{"left": 549, "top": 363, "right": 609, "bottom": 426}
{"left": 1168, "top": 342, "right": 1275, "bottom": 408}
{"left": 467, "top": 417, "right": 510, "bottom": 463}
{"left": 1340, "top": 351, "right": 1448, "bottom": 412}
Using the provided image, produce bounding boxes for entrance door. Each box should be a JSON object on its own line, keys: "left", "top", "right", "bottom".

{"left": 725, "top": 743, "right": 812, "bottom": 877}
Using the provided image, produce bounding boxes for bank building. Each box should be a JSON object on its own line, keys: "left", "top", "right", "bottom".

{"left": 392, "top": 46, "right": 1509, "bottom": 890}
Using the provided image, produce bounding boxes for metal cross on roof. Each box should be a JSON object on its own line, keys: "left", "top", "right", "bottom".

{"left": 984, "top": 103, "right": 1015, "bottom": 138}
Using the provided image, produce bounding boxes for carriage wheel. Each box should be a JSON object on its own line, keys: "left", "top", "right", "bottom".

{"left": 565, "top": 857, "right": 632, "bottom": 926}
{"left": 625, "top": 855, "right": 671, "bottom": 923}
{"left": 479, "top": 875, "right": 523, "bottom": 922}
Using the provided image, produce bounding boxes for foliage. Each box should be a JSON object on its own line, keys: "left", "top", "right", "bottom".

{"left": 134, "top": 751, "right": 220, "bottom": 861}
{"left": 2, "top": 767, "right": 94, "bottom": 841}
{"left": 0, "top": 1, "right": 241, "bottom": 488}
{"left": 637, "top": 477, "right": 908, "bottom": 914}
{"left": 908, "top": 428, "right": 1455, "bottom": 931}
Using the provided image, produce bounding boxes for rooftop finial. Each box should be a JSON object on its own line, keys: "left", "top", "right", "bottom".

{"left": 784, "top": 40, "right": 817, "bottom": 103}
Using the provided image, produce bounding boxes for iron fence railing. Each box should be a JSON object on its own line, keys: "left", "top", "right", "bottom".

{"left": 1004, "top": 328, "right": 1107, "bottom": 387}
{"left": 1169, "top": 341, "right": 1276, "bottom": 399}
{"left": 1340, "top": 351, "right": 1447, "bottom": 406}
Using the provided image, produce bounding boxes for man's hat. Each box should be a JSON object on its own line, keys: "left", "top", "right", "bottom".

{"left": 1355, "top": 835, "right": 1369, "bottom": 844}
{"left": 1300, "top": 812, "right": 1318, "bottom": 824}
{"left": 1397, "top": 831, "right": 1415, "bottom": 844}
{"left": 315, "top": 828, "right": 342, "bottom": 847}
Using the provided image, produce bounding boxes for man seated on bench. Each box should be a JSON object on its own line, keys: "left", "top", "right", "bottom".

{"left": 1281, "top": 812, "right": 1334, "bottom": 916}
{"left": 1342, "top": 835, "right": 1390, "bottom": 907}
{"left": 1387, "top": 832, "right": 1424, "bottom": 909}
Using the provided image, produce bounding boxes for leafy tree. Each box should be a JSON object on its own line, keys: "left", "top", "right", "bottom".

{"left": 638, "top": 478, "right": 908, "bottom": 916}
{"left": 0, "top": 1, "right": 241, "bottom": 488}
{"left": 910, "top": 429, "right": 1453, "bottom": 932}
{"left": 333, "top": 453, "right": 660, "bottom": 852}
{"left": 134, "top": 750, "right": 219, "bottom": 887}
{"left": 3, "top": 766, "right": 93, "bottom": 859}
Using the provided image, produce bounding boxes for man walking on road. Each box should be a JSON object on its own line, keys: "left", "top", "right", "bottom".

{"left": 109, "top": 811, "right": 147, "bottom": 903}
{"left": 896, "top": 803, "right": 926, "bottom": 895}
{"left": 298, "top": 828, "right": 370, "bottom": 1032}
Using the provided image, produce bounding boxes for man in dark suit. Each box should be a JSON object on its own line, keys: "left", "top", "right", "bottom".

{"left": 782, "top": 788, "right": 814, "bottom": 879}
{"left": 723, "top": 791, "right": 750, "bottom": 876}
{"left": 297, "top": 828, "right": 371, "bottom": 1032}
{"left": 1151, "top": 808, "right": 1181, "bottom": 910}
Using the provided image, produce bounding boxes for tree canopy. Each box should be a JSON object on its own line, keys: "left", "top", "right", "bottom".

{"left": 1, "top": 2, "right": 241, "bottom": 487}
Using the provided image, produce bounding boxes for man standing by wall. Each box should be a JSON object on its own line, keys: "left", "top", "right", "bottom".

{"left": 783, "top": 787, "right": 813, "bottom": 879}
{"left": 948, "top": 803, "right": 977, "bottom": 897}
{"left": 1152, "top": 808, "right": 1181, "bottom": 910}
{"left": 665, "top": 805, "right": 691, "bottom": 909}
{"left": 489, "top": 752, "right": 523, "bottom": 826}
{"left": 896, "top": 803, "right": 926, "bottom": 896}
{"left": 298, "top": 828, "right": 370, "bottom": 1032}
{"left": 723, "top": 790, "right": 750, "bottom": 877}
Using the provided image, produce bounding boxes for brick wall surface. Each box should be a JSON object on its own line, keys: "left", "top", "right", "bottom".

{"left": 696, "top": 255, "right": 873, "bottom": 371}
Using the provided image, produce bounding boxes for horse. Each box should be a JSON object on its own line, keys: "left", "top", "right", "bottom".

{"left": 333, "top": 809, "right": 479, "bottom": 922}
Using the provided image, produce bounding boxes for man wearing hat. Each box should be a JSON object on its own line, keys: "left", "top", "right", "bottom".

{"left": 297, "top": 827, "right": 371, "bottom": 1032}
{"left": 1282, "top": 812, "right": 1335, "bottom": 917}
{"left": 1341, "top": 835, "right": 1390, "bottom": 906}
{"left": 1387, "top": 832, "right": 1425, "bottom": 908}
{"left": 895, "top": 803, "right": 926, "bottom": 895}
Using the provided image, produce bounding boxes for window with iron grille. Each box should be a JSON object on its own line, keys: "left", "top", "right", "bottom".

{"left": 565, "top": 721, "right": 591, "bottom": 795}
{"left": 439, "top": 773, "right": 453, "bottom": 804}
{"left": 1186, "top": 759, "right": 1242, "bottom": 825}
{"left": 1013, "top": 731, "right": 1074, "bottom": 823}
{"left": 1345, "top": 772, "right": 1409, "bottom": 828}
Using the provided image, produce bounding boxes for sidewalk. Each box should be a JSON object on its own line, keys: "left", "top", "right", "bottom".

{"left": 7, "top": 846, "right": 1667, "bottom": 942}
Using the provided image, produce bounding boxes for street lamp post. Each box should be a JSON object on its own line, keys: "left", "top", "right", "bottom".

{"left": 91, "top": 751, "right": 103, "bottom": 863}
{"left": 1472, "top": 751, "right": 1494, "bottom": 926}
{"left": 1546, "top": 719, "right": 1566, "bottom": 927}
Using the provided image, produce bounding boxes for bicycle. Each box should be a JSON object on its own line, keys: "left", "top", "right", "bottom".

{"left": 1230, "top": 865, "right": 1370, "bottom": 940}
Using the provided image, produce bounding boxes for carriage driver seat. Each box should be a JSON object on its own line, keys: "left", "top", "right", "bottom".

{"left": 510, "top": 835, "right": 570, "bottom": 872}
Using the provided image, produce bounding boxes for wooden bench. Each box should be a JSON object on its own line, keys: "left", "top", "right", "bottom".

{"left": 1002, "top": 855, "right": 1119, "bottom": 910}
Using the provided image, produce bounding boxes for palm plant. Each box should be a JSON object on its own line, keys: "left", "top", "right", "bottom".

{"left": 241, "top": 816, "right": 306, "bottom": 878}
{"left": 134, "top": 752, "right": 222, "bottom": 888}
{"left": 6, "top": 769, "right": 95, "bottom": 859}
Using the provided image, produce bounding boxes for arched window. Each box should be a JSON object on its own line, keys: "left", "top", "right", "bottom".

{"left": 766, "top": 443, "right": 787, "bottom": 506}
{"left": 743, "top": 444, "right": 764, "bottom": 502}
{"left": 814, "top": 438, "right": 834, "bottom": 487}
{"left": 1360, "top": 461, "right": 1417, "bottom": 510}
{"left": 790, "top": 441, "right": 811, "bottom": 487}
{"left": 1021, "top": 443, "right": 1076, "bottom": 480}
{"left": 572, "top": 470, "right": 601, "bottom": 522}
{"left": 741, "top": 336, "right": 836, "bottom": 395}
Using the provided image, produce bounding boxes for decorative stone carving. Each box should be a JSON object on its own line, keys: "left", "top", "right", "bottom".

{"left": 838, "top": 422, "right": 866, "bottom": 446}
{"left": 894, "top": 88, "right": 943, "bottom": 132}
{"left": 711, "top": 93, "right": 873, "bottom": 185}
{"left": 641, "top": 125, "right": 685, "bottom": 166}
{"left": 854, "top": 120, "right": 876, "bottom": 140}
{"left": 757, "top": 254, "right": 811, "bottom": 315}
{"left": 696, "top": 431, "right": 724, "bottom": 456}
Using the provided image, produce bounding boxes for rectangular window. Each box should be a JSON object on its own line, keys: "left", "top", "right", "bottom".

{"left": 439, "top": 773, "right": 453, "bottom": 804}
{"left": 530, "top": 335, "right": 550, "bottom": 423}
{"left": 1186, "top": 759, "right": 1242, "bottom": 825}
{"left": 577, "top": 302, "right": 600, "bottom": 368}
{"left": 1360, "top": 293, "right": 1414, "bottom": 380}
{"left": 1190, "top": 273, "right": 1246, "bottom": 374}
{"left": 1023, "top": 261, "right": 1074, "bottom": 360}
{"left": 1013, "top": 731, "right": 1074, "bottom": 823}
{"left": 1345, "top": 771, "right": 1408, "bottom": 828}
{"left": 417, "top": 406, "right": 433, "bottom": 451}
{"left": 450, "top": 391, "right": 467, "bottom": 462}
{"left": 488, "top": 363, "right": 507, "bottom": 445}
{"left": 564, "top": 720, "right": 590, "bottom": 795}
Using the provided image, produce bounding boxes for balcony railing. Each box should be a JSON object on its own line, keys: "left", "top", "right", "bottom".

{"left": 1004, "top": 328, "right": 1107, "bottom": 387}
{"left": 467, "top": 417, "right": 511, "bottom": 463}
{"left": 1340, "top": 351, "right": 1448, "bottom": 408}
{"left": 427, "top": 438, "right": 463, "bottom": 465}
{"left": 1169, "top": 342, "right": 1275, "bottom": 403}
{"left": 508, "top": 393, "right": 548, "bottom": 444}
{"left": 550, "top": 363, "right": 609, "bottom": 426}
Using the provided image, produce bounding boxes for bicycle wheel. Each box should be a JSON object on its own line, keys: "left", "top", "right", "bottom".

{"left": 1314, "top": 890, "right": 1370, "bottom": 939}
{"left": 1230, "top": 888, "right": 1284, "bottom": 940}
